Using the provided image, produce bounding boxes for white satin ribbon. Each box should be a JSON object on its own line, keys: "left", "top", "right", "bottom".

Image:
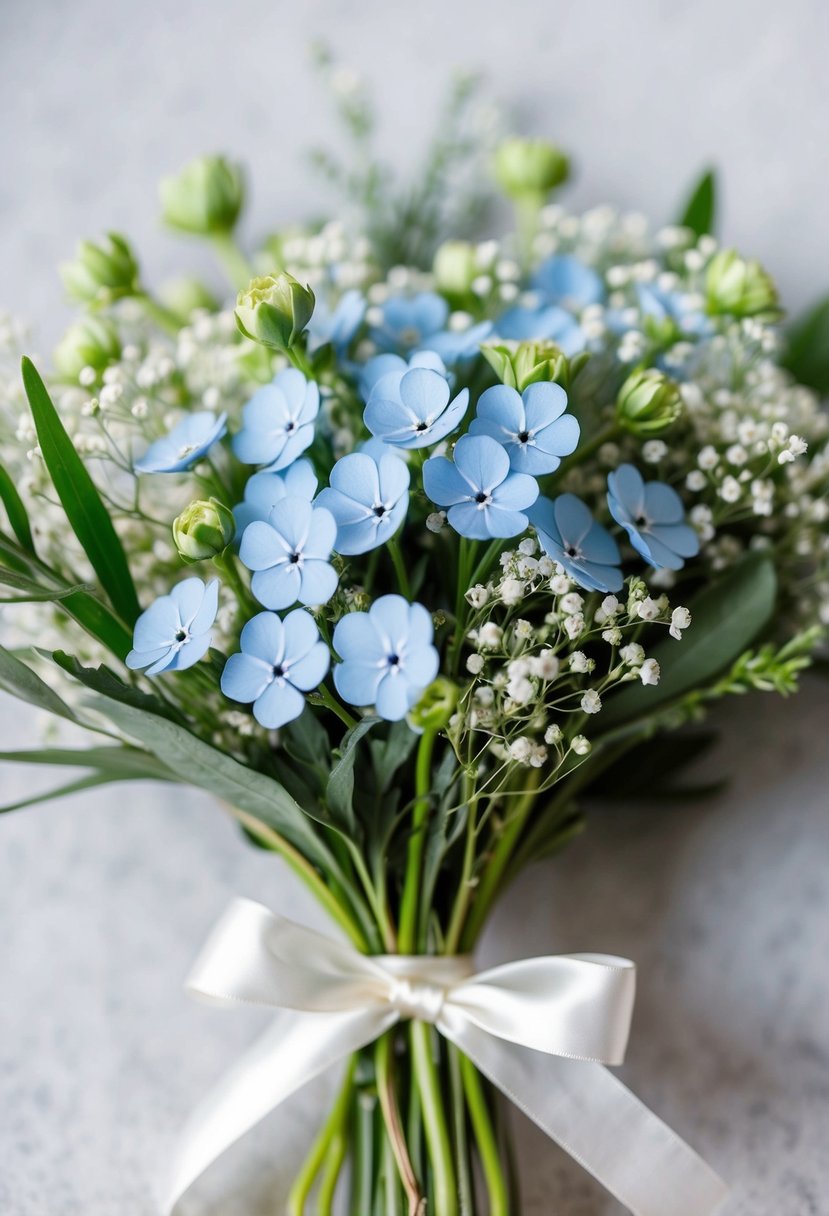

{"left": 164, "top": 899, "right": 727, "bottom": 1215}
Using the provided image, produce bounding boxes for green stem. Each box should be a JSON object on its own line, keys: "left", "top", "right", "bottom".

{"left": 212, "top": 548, "right": 255, "bottom": 617}
{"left": 286, "top": 343, "right": 315, "bottom": 378}
{"left": 351, "top": 1072, "right": 378, "bottom": 1216}
{"left": 514, "top": 192, "right": 544, "bottom": 270}
{"left": 314, "top": 683, "right": 358, "bottom": 730}
{"left": 398, "top": 729, "right": 438, "bottom": 953}
{"left": 208, "top": 231, "right": 253, "bottom": 290}
{"left": 565, "top": 420, "right": 621, "bottom": 468}
{"left": 448, "top": 1044, "right": 475, "bottom": 1215}
{"left": 133, "top": 290, "right": 183, "bottom": 336}
{"left": 460, "top": 1054, "right": 509, "bottom": 1216}
{"left": 387, "top": 533, "right": 413, "bottom": 600}
{"left": 410, "top": 1021, "right": 459, "bottom": 1216}
{"left": 443, "top": 774, "right": 478, "bottom": 956}
{"left": 287, "top": 1060, "right": 355, "bottom": 1216}
{"left": 450, "top": 538, "right": 477, "bottom": 674}
{"left": 317, "top": 1121, "right": 349, "bottom": 1216}
{"left": 468, "top": 538, "right": 504, "bottom": 592}
{"left": 375, "top": 1032, "right": 423, "bottom": 1215}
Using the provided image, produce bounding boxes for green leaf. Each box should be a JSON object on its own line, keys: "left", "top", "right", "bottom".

{"left": 52, "top": 651, "right": 185, "bottom": 723}
{"left": 21, "top": 356, "right": 140, "bottom": 625}
{"left": 54, "top": 656, "right": 343, "bottom": 877}
{"left": 598, "top": 553, "right": 777, "bottom": 732}
{"left": 0, "top": 568, "right": 92, "bottom": 603}
{"left": 369, "top": 719, "right": 418, "bottom": 793}
{"left": 325, "top": 717, "right": 379, "bottom": 835}
{"left": 0, "top": 644, "right": 77, "bottom": 723}
{"left": 781, "top": 295, "right": 829, "bottom": 394}
{"left": 0, "top": 772, "right": 144, "bottom": 815}
{"left": 0, "top": 464, "right": 34, "bottom": 551}
{"left": 677, "top": 167, "right": 717, "bottom": 237}
{"left": 0, "top": 745, "right": 177, "bottom": 781}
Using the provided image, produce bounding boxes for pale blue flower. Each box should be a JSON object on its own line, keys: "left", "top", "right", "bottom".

{"left": 371, "top": 292, "right": 449, "bottom": 352}
{"left": 469, "top": 381, "right": 579, "bottom": 475}
{"left": 307, "top": 289, "right": 366, "bottom": 354}
{"left": 607, "top": 464, "right": 700, "bottom": 571}
{"left": 233, "top": 459, "right": 318, "bottom": 534}
{"left": 636, "top": 284, "right": 711, "bottom": 338}
{"left": 426, "top": 320, "right": 494, "bottom": 364}
{"left": 333, "top": 594, "right": 439, "bottom": 721}
{"left": 316, "top": 449, "right": 410, "bottom": 555}
{"left": 134, "top": 412, "right": 227, "bottom": 474}
{"left": 221, "top": 608, "right": 330, "bottom": 729}
{"left": 529, "top": 494, "right": 623, "bottom": 592}
{"left": 494, "top": 304, "right": 586, "bottom": 356}
{"left": 359, "top": 349, "right": 447, "bottom": 403}
{"left": 532, "top": 254, "right": 605, "bottom": 311}
{"left": 232, "top": 368, "right": 319, "bottom": 469}
{"left": 240, "top": 497, "right": 338, "bottom": 609}
{"left": 364, "top": 367, "right": 469, "bottom": 450}
{"left": 126, "top": 577, "right": 218, "bottom": 675}
{"left": 423, "top": 434, "right": 538, "bottom": 540}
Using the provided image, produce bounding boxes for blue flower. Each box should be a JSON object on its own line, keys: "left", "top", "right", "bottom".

{"left": 221, "top": 608, "right": 330, "bottom": 729}
{"left": 529, "top": 494, "right": 623, "bottom": 592}
{"left": 307, "top": 289, "right": 366, "bottom": 354}
{"left": 232, "top": 368, "right": 319, "bottom": 469}
{"left": 364, "top": 367, "right": 469, "bottom": 450}
{"left": 371, "top": 292, "right": 449, "bottom": 353}
{"left": 531, "top": 254, "right": 605, "bottom": 311}
{"left": 636, "top": 284, "right": 711, "bottom": 338}
{"left": 316, "top": 449, "right": 410, "bottom": 555}
{"left": 426, "top": 320, "right": 494, "bottom": 364}
{"left": 126, "top": 577, "right": 219, "bottom": 675}
{"left": 359, "top": 349, "right": 448, "bottom": 404}
{"left": 233, "top": 459, "right": 318, "bottom": 534}
{"left": 607, "top": 464, "right": 700, "bottom": 571}
{"left": 423, "top": 434, "right": 538, "bottom": 540}
{"left": 333, "top": 594, "right": 439, "bottom": 721}
{"left": 494, "top": 304, "right": 586, "bottom": 356}
{"left": 134, "top": 412, "right": 227, "bottom": 474}
{"left": 240, "top": 497, "right": 338, "bottom": 609}
{"left": 469, "top": 381, "right": 580, "bottom": 475}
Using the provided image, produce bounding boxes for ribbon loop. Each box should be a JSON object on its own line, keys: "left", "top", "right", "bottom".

{"left": 165, "top": 900, "right": 728, "bottom": 1216}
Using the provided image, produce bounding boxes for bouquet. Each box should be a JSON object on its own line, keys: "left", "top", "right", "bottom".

{"left": 2, "top": 73, "right": 827, "bottom": 1214}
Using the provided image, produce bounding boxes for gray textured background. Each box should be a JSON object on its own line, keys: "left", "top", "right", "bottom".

{"left": 1, "top": 1, "right": 828, "bottom": 1213}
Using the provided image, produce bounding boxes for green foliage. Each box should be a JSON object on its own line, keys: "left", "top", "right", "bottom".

{"left": 679, "top": 627, "right": 820, "bottom": 709}
{"left": 0, "top": 463, "right": 35, "bottom": 551}
{"left": 782, "top": 295, "right": 829, "bottom": 394}
{"left": 676, "top": 167, "right": 717, "bottom": 237}
{"left": 21, "top": 357, "right": 140, "bottom": 627}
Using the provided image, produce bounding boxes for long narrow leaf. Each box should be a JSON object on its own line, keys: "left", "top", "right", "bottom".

{"left": 782, "top": 295, "right": 829, "bottom": 394}
{"left": 0, "top": 745, "right": 178, "bottom": 781}
{"left": 0, "top": 644, "right": 77, "bottom": 723}
{"left": 21, "top": 357, "right": 140, "bottom": 625}
{"left": 0, "top": 772, "right": 150, "bottom": 815}
{"left": 0, "top": 568, "right": 92, "bottom": 602}
{"left": 0, "top": 464, "right": 35, "bottom": 551}
{"left": 677, "top": 167, "right": 717, "bottom": 237}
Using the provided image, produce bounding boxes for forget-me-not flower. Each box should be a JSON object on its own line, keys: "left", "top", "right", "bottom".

{"left": 529, "top": 494, "right": 623, "bottom": 592}
{"left": 126, "top": 577, "right": 219, "bottom": 675}
{"left": 364, "top": 367, "right": 469, "bottom": 450}
{"left": 532, "top": 254, "right": 605, "bottom": 311}
{"left": 636, "top": 283, "right": 711, "bottom": 339}
{"left": 607, "top": 464, "right": 700, "bottom": 571}
{"left": 371, "top": 292, "right": 449, "bottom": 352}
{"left": 307, "top": 289, "right": 366, "bottom": 354}
{"left": 233, "top": 459, "right": 318, "bottom": 534}
{"left": 426, "top": 319, "right": 494, "bottom": 364}
{"left": 316, "top": 449, "right": 410, "bottom": 554}
{"left": 240, "top": 497, "right": 338, "bottom": 610}
{"left": 134, "top": 412, "right": 227, "bottom": 474}
{"left": 494, "top": 303, "right": 587, "bottom": 356}
{"left": 221, "top": 608, "right": 330, "bottom": 729}
{"left": 469, "top": 381, "right": 580, "bottom": 475}
{"left": 423, "top": 434, "right": 538, "bottom": 540}
{"left": 359, "top": 349, "right": 448, "bottom": 403}
{"left": 333, "top": 594, "right": 439, "bottom": 721}
{"left": 232, "top": 368, "right": 319, "bottom": 469}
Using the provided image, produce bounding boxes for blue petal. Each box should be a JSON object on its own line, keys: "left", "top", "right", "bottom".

{"left": 447, "top": 501, "right": 499, "bottom": 539}
{"left": 329, "top": 452, "right": 379, "bottom": 507}
{"left": 399, "top": 367, "right": 449, "bottom": 419}
{"left": 169, "top": 630, "right": 212, "bottom": 671}
{"left": 523, "top": 381, "right": 569, "bottom": 429}
{"left": 649, "top": 522, "right": 700, "bottom": 559}
{"left": 359, "top": 354, "right": 407, "bottom": 401}
{"left": 252, "top": 565, "right": 303, "bottom": 610}
{"left": 375, "top": 672, "right": 414, "bottom": 721}
{"left": 582, "top": 521, "right": 622, "bottom": 565}
{"left": 240, "top": 611, "right": 285, "bottom": 664}
{"left": 253, "top": 680, "right": 306, "bottom": 729}
{"left": 527, "top": 496, "right": 562, "bottom": 546}
{"left": 132, "top": 597, "right": 179, "bottom": 651}
{"left": 282, "top": 606, "right": 322, "bottom": 662}
{"left": 377, "top": 451, "right": 410, "bottom": 503}
{"left": 423, "top": 455, "right": 469, "bottom": 507}
{"left": 491, "top": 471, "right": 539, "bottom": 511}
{"left": 240, "top": 521, "right": 290, "bottom": 573}
{"left": 643, "top": 481, "right": 685, "bottom": 525}
{"left": 476, "top": 384, "right": 524, "bottom": 433}
{"left": 189, "top": 578, "right": 219, "bottom": 635}
{"left": 454, "top": 434, "right": 510, "bottom": 492}
{"left": 532, "top": 255, "right": 604, "bottom": 309}
{"left": 287, "top": 640, "right": 330, "bottom": 691}
{"left": 333, "top": 611, "right": 386, "bottom": 664}
{"left": 553, "top": 494, "right": 594, "bottom": 547}
{"left": 126, "top": 643, "right": 174, "bottom": 672}
{"left": 298, "top": 559, "right": 339, "bottom": 606}
{"left": 267, "top": 423, "right": 315, "bottom": 471}
{"left": 368, "top": 594, "right": 411, "bottom": 652}
{"left": 607, "top": 465, "right": 645, "bottom": 519}
{"left": 334, "top": 659, "right": 384, "bottom": 707}
{"left": 536, "top": 413, "right": 580, "bottom": 457}
{"left": 420, "top": 389, "right": 469, "bottom": 448}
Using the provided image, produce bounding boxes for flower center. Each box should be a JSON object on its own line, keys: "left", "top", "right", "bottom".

{"left": 284, "top": 420, "right": 296, "bottom": 433}
{"left": 373, "top": 504, "right": 388, "bottom": 518}
{"left": 635, "top": 513, "right": 649, "bottom": 528}
{"left": 517, "top": 430, "right": 531, "bottom": 444}
{"left": 272, "top": 663, "right": 285, "bottom": 679}
{"left": 399, "top": 326, "right": 420, "bottom": 347}
{"left": 564, "top": 544, "right": 581, "bottom": 559}
{"left": 177, "top": 443, "right": 196, "bottom": 459}
{"left": 474, "top": 491, "right": 491, "bottom": 508}
{"left": 387, "top": 653, "right": 400, "bottom": 668}
{"left": 289, "top": 551, "right": 301, "bottom": 564}
{"left": 415, "top": 421, "right": 428, "bottom": 432}
{"left": 174, "top": 628, "right": 188, "bottom": 643}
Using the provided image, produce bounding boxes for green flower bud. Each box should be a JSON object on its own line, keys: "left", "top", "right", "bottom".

{"left": 407, "top": 677, "right": 459, "bottom": 734}
{"left": 235, "top": 273, "right": 316, "bottom": 350}
{"left": 616, "top": 368, "right": 683, "bottom": 436}
{"left": 493, "top": 137, "right": 569, "bottom": 201}
{"left": 159, "top": 277, "right": 220, "bottom": 320}
{"left": 173, "top": 497, "right": 235, "bottom": 564}
{"left": 53, "top": 316, "right": 121, "bottom": 383}
{"left": 481, "top": 339, "right": 573, "bottom": 392}
{"left": 60, "top": 233, "right": 140, "bottom": 307}
{"left": 705, "top": 249, "right": 778, "bottom": 318}
{"left": 159, "top": 155, "right": 244, "bottom": 236}
{"left": 433, "top": 240, "right": 478, "bottom": 296}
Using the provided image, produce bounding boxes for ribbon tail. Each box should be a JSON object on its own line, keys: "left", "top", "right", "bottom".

{"left": 446, "top": 1019, "right": 728, "bottom": 1216}
{"left": 162, "top": 1006, "right": 395, "bottom": 1213}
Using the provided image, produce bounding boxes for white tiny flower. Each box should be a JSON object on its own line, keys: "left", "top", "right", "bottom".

{"left": 426, "top": 510, "right": 446, "bottom": 534}
{"left": 698, "top": 445, "right": 719, "bottom": 470}
{"left": 528, "top": 742, "right": 548, "bottom": 768}
{"left": 569, "top": 651, "right": 590, "bottom": 673}
{"left": 500, "top": 577, "right": 525, "bottom": 606}
{"left": 477, "top": 623, "right": 503, "bottom": 650}
{"left": 581, "top": 689, "right": 602, "bottom": 714}
{"left": 465, "top": 584, "right": 489, "bottom": 609}
{"left": 79, "top": 366, "right": 97, "bottom": 387}
{"left": 643, "top": 439, "right": 668, "bottom": 463}
{"left": 506, "top": 676, "right": 534, "bottom": 705}
{"left": 475, "top": 686, "right": 495, "bottom": 706}
{"left": 513, "top": 619, "right": 534, "bottom": 641}
{"left": 537, "top": 556, "right": 554, "bottom": 577}
{"left": 545, "top": 723, "right": 563, "bottom": 745}
{"left": 550, "top": 574, "right": 571, "bottom": 595}
{"left": 560, "top": 592, "right": 584, "bottom": 615}
{"left": 686, "top": 470, "right": 706, "bottom": 491}
{"left": 529, "top": 649, "right": 559, "bottom": 680}
{"left": 639, "top": 658, "right": 661, "bottom": 686}
{"left": 725, "top": 443, "right": 748, "bottom": 467}
{"left": 571, "top": 735, "right": 592, "bottom": 756}
{"left": 519, "top": 538, "right": 537, "bottom": 557}
{"left": 669, "top": 606, "right": 692, "bottom": 640}
{"left": 601, "top": 595, "right": 620, "bottom": 616}
{"left": 637, "top": 597, "right": 660, "bottom": 621}
{"left": 563, "top": 613, "right": 584, "bottom": 640}
{"left": 719, "top": 476, "right": 742, "bottom": 503}
{"left": 602, "top": 627, "right": 623, "bottom": 645}
{"left": 466, "top": 654, "right": 485, "bottom": 675}
{"left": 620, "top": 642, "right": 645, "bottom": 667}
{"left": 509, "top": 737, "right": 533, "bottom": 764}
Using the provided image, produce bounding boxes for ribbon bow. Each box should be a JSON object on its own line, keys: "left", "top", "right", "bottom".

{"left": 165, "top": 899, "right": 727, "bottom": 1215}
